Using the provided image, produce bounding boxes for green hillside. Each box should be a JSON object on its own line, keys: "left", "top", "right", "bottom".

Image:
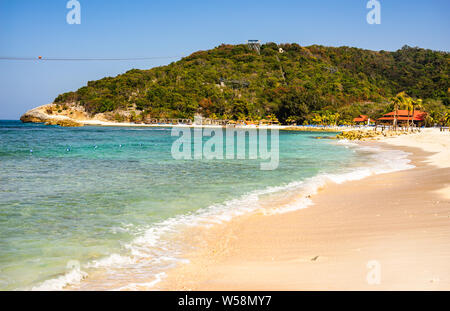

{"left": 54, "top": 43, "right": 449, "bottom": 124}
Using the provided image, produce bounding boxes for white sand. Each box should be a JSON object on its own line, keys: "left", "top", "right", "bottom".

{"left": 159, "top": 129, "right": 450, "bottom": 291}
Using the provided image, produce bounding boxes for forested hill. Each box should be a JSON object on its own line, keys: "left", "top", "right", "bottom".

{"left": 54, "top": 43, "right": 449, "bottom": 124}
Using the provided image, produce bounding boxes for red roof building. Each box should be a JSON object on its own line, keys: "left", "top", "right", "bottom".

{"left": 378, "top": 110, "right": 427, "bottom": 124}
{"left": 353, "top": 115, "right": 375, "bottom": 124}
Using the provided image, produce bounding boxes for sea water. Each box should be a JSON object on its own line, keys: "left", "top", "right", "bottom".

{"left": 0, "top": 121, "right": 413, "bottom": 290}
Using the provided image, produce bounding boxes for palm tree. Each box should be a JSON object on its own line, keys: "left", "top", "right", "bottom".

{"left": 266, "top": 114, "right": 279, "bottom": 124}
{"left": 411, "top": 99, "right": 423, "bottom": 130}
{"left": 312, "top": 114, "right": 323, "bottom": 126}
{"left": 324, "top": 114, "right": 331, "bottom": 126}
{"left": 405, "top": 97, "right": 414, "bottom": 130}
{"left": 392, "top": 92, "right": 406, "bottom": 131}
{"left": 398, "top": 93, "right": 416, "bottom": 131}
{"left": 442, "top": 111, "right": 450, "bottom": 126}
{"left": 393, "top": 92, "right": 417, "bottom": 131}
{"left": 332, "top": 113, "right": 341, "bottom": 127}
{"left": 425, "top": 115, "right": 434, "bottom": 127}
{"left": 286, "top": 116, "right": 297, "bottom": 125}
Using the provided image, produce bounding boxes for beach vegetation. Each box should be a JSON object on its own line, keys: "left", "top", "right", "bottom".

{"left": 53, "top": 44, "right": 449, "bottom": 125}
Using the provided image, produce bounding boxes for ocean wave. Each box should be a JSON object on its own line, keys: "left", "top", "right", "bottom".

{"left": 31, "top": 265, "right": 87, "bottom": 291}
{"left": 112, "top": 272, "right": 167, "bottom": 291}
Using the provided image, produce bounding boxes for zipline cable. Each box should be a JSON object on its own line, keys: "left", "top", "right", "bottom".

{"left": 0, "top": 55, "right": 184, "bottom": 61}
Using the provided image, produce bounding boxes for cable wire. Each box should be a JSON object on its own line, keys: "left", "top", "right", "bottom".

{"left": 0, "top": 56, "right": 183, "bottom": 61}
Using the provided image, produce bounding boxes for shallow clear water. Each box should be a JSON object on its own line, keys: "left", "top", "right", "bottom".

{"left": 0, "top": 121, "right": 390, "bottom": 290}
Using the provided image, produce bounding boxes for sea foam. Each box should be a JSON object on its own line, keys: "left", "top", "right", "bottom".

{"left": 32, "top": 142, "right": 414, "bottom": 291}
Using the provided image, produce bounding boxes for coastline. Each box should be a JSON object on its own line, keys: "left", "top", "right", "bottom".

{"left": 18, "top": 126, "right": 450, "bottom": 291}
{"left": 158, "top": 129, "right": 450, "bottom": 290}
{"left": 18, "top": 104, "right": 372, "bottom": 132}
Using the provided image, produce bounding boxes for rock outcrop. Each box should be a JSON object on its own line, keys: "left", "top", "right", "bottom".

{"left": 44, "top": 119, "right": 83, "bottom": 127}
{"left": 20, "top": 104, "right": 85, "bottom": 127}
{"left": 336, "top": 130, "right": 410, "bottom": 140}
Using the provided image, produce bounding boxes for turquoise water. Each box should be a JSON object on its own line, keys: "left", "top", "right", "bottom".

{"left": 0, "top": 120, "right": 378, "bottom": 290}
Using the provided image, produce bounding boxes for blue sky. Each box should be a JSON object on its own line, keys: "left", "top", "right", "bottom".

{"left": 0, "top": 0, "right": 449, "bottom": 119}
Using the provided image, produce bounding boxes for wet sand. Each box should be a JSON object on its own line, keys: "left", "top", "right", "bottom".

{"left": 159, "top": 130, "right": 450, "bottom": 290}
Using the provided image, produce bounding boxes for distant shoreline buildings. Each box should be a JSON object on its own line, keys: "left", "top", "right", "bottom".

{"left": 354, "top": 110, "right": 427, "bottom": 127}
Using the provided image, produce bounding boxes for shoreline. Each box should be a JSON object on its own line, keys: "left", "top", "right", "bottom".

{"left": 17, "top": 106, "right": 377, "bottom": 132}
{"left": 24, "top": 127, "right": 450, "bottom": 290}
{"left": 22, "top": 118, "right": 354, "bottom": 132}
{"left": 158, "top": 129, "right": 450, "bottom": 290}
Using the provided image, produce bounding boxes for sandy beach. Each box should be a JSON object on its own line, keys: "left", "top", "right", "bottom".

{"left": 159, "top": 129, "right": 450, "bottom": 291}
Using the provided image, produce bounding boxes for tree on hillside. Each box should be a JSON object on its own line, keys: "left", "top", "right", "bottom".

{"left": 411, "top": 98, "right": 423, "bottom": 129}
{"left": 51, "top": 44, "right": 449, "bottom": 124}
{"left": 391, "top": 92, "right": 411, "bottom": 130}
